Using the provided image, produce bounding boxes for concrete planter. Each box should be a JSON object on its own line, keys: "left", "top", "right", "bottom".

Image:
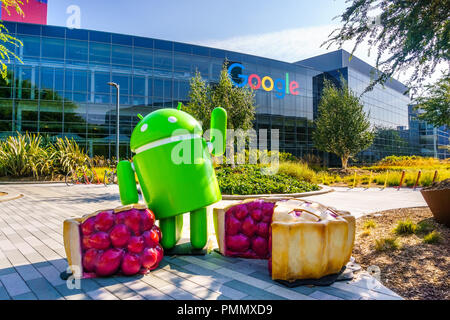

{"left": 420, "top": 188, "right": 450, "bottom": 227}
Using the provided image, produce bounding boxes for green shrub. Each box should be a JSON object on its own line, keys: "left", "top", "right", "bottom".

{"left": 216, "top": 164, "right": 319, "bottom": 195}
{"left": 50, "top": 137, "right": 89, "bottom": 174}
{"left": 0, "top": 132, "right": 89, "bottom": 179}
{"left": 363, "top": 219, "right": 377, "bottom": 229}
{"left": 278, "top": 161, "right": 316, "bottom": 182}
{"left": 422, "top": 231, "right": 442, "bottom": 244}
{"left": 375, "top": 237, "right": 401, "bottom": 251}
{"left": 393, "top": 219, "right": 417, "bottom": 235}
{"left": 0, "top": 132, "right": 52, "bottom": 179}
{"left": 415, "top": 221, "right": 434, "bottom": 234}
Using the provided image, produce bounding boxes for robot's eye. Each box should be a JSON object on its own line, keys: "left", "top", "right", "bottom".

{"left": 140, "top": 124, "right": 148, "bottom": 132}
{"left": 168, "top": 116, "right": 178, "bottom": 123}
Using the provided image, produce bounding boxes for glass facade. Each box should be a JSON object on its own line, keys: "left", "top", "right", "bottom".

{"left": 0, "top": 22, "right": 447, "bottom": 163}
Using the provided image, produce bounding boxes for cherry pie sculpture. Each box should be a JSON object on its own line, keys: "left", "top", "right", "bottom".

{"left": 213, "top": 198, "right": 355, "bottom": 281}
{"left": 63, "top": 204, "right": 163, "bottom": 278}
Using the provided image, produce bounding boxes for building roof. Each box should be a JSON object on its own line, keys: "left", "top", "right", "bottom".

{"left": 295, "top": 49, "right": 409, "bottom": 94}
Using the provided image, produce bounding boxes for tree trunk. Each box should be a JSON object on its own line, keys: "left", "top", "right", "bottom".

{"left": 341, "top": 155, "right": 349, "bottom": 169}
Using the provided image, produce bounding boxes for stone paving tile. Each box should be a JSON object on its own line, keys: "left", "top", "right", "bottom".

{"left": 24, "top": 252, "right": 48, "bottom": 265}
{"left": 0, "top": 283, "right": 11, "bottom": 300}
{"left": 86, "top": 288, "right": 119, "bottom": 300}
{"left": 0, "top": 266, "right": 15, "bottom": 276}
{"left": 179, "top": 263, "right": 233, "bottom": 284}
{"left": 54, "top": 283, "right": 90, "bottom": 300}
{"left": 331, "top": 281, "right": 402, "bottom": 300}
{"left": 247, "top": 271, "right": 317, "bottom": 296}
{"left": 14, "top": 242, "right": 37, "bottom": 255}
{"left": 350, "top": 273, "right": 403, "bottom": 298}
{"left": 79, "top": 279, "right": 102, "bottom": 292}
{"left": 312, "top": 286, "right": 362, "bottom": 300}
{"left": 124, "top": 294, "right": 145, "bottom": 300}
{"left": 103, "top": 283, "right": 138, "bottom": 300}
{"left": 48, "top": 259, "right": 69, "bottom": 273}
{"left": 215, "top": 267, "right": 273, "bottom": 290}
{"left": 178, "top": 255, "right": 223, "bottom": 271}
{"left": 0, "top": 272, "right": 31, "bottom": 297}
{"left": 158, "top": 283, "right": 200, "bottom": 300}
{"left": 12, "top": 292, "right": 38, "bottom": 300}
{"left": 26, "top": 277, "right": 63, "bottom": 300}
{"left": 15, "top": 264, "right": 42, "bottom": 281}
{"left": 224, "top": 280, "right": 285, "bottom": 300}
{"left": 140, "top": 273, "right": 173, "bottom": 289}
{"left": 309, "top": 290, "right": 344, "bottom": 300}
{"left": 37, "top": 265, "right": 66, "bottom": 287}
{"left": 119, "top": 278, "right": 173, "bottom": 300}
{"left": 266, "top": 284, "right": 315, "bottom": 300}
{"left": 3, "top": 249, "right": 29, "bottom": 266}
{"left": 164, "top": 264, "right": 247, "bottom": 300}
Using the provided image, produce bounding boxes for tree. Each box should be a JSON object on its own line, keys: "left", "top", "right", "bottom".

{"left": 183, "top": 63, "right": 256, "bottom": 131}
{"left": 415, "top": 75, "right": 450, "bottom": 128}
{"left": 323, "top": 0, "right": 450, "bottom": 93}
{"left": 313, "top": 79, "right": 375, "bottom": 169}
{"left": 0, "top": 0, "right": 26, "bottom": 80}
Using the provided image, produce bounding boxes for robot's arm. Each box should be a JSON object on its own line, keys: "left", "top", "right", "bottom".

{"left": 210, "top": 107, "right": 227, "bottom": 157}
{"left": 117, "top": 160, "right": 139, "bottom": 205}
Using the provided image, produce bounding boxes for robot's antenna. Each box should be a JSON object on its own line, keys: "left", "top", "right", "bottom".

{"left": 137, "top": 114, "right": 144, "bottom": 120}
{"left": 177, "top": 102, "right": 182, "bottom": 110}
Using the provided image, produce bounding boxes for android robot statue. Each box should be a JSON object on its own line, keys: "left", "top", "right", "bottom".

{"left": 117, "top": 103, "right": 227, "bottom": 250}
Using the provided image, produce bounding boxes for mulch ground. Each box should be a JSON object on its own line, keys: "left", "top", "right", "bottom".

{"left": 353, "top": 207, "right": 449, "bottom": 300}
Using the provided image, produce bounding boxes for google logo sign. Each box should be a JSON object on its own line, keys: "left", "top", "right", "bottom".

{"left": 227, "top": 63, "right": 300, "bottom": 99}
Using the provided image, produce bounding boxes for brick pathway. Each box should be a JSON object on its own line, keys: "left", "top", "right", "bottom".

{"left": 0, "top": 183, "right": 403, "bottom": 300}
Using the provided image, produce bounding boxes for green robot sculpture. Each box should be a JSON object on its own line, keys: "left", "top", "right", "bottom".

{"left": 117, "top": 103, "right": 227, "bottom": 250}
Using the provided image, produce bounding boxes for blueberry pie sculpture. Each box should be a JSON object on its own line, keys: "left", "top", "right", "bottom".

{"left": 213, "top": 198, "right": 355, "bottom": 281}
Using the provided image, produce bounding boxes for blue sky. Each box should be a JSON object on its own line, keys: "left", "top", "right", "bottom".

{"left": 48, "top": 0, "right": 347, "bottom": 42}
{"left": 46, "top": 0, "right": 357, "bottom": 63}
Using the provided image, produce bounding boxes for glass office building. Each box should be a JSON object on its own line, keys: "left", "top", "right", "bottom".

{"left": 0, "top": 22, "right": 446, "bottom": 163}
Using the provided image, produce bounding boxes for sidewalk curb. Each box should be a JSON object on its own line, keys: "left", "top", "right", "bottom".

{"left": 221, "top": 185, "right": 334, "bottom": 200}
{"left": 0, "top": 181, "right": 66, "bottom": 185}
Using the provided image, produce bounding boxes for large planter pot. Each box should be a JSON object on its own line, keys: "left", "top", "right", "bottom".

{"left": 420, "top": 189, "right": 450, "bottom": 227}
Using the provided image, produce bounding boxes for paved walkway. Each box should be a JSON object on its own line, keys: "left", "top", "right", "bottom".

{"left": 0, "top": 184, "right": 405, "bottom": 300}
{"left": 302, "top": 186, "right": 427, "bottom": 218}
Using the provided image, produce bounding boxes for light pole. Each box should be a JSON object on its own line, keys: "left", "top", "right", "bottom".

{"left": 108, "top": 82, "right": 120, "bottom": 163}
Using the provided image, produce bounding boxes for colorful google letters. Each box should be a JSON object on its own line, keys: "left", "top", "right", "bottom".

{"left": 227, "top": 63, "right": 300, "bottom": 99}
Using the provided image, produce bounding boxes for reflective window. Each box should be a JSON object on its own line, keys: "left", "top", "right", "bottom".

{"left": 89, "top": 42, "right": 111, "bottom": 64}
{"left": 40, "top": 67, "right": 54, "bottom": 90}
{"left": 154, "top": 78, "right": 163, "bottom": 97}
{"left": 164, "top": 79, "right": 172, "bottom": 99}
{"left": 74, "top": 70, "right": 89, "bottom": 92}
{"left": 19, "top": 36, "right": 40, "bottom": 57}
{"left": 174, "top": 54, "right": 191, "bottom": 72}
{"left": 94, "top": 72, "right": 111, "bottom": 93}
{"left": 66, "top": 40, "right": 88, "bottom": 62}
{"left": 154, "top": 50, "right": 172, "bottom": 70}
{"left": 112, "top": 45, "right": 132, "bottom": 65}
{"left": 133, "top": 76, "right": 146, "bottom": 96}
{"left": 42, "top": 38, "right": 65, "bottom": 60}
{"left": 112, "top": 74, "right": 130, "bottom": 95}
{"left": 134, "top": 47, "right": 153, "bottom": 68}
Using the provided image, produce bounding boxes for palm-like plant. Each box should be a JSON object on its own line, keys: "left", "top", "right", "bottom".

{"left": 50, "top": 137, "right": 89, "bottom": 174}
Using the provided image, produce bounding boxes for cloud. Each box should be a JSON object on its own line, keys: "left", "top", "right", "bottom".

{"left": 195, "top": 24, "right": 340, "bottom": 63}
{"left": 195, "top": 25, "right": 447, "bottom": 88}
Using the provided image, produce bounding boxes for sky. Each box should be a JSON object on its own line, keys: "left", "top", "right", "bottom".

{"left": 47, "top": 0, "right": 350, "bottom": 61}
{"left": 45, "top": 0, "right": 443, "bottom": 85}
